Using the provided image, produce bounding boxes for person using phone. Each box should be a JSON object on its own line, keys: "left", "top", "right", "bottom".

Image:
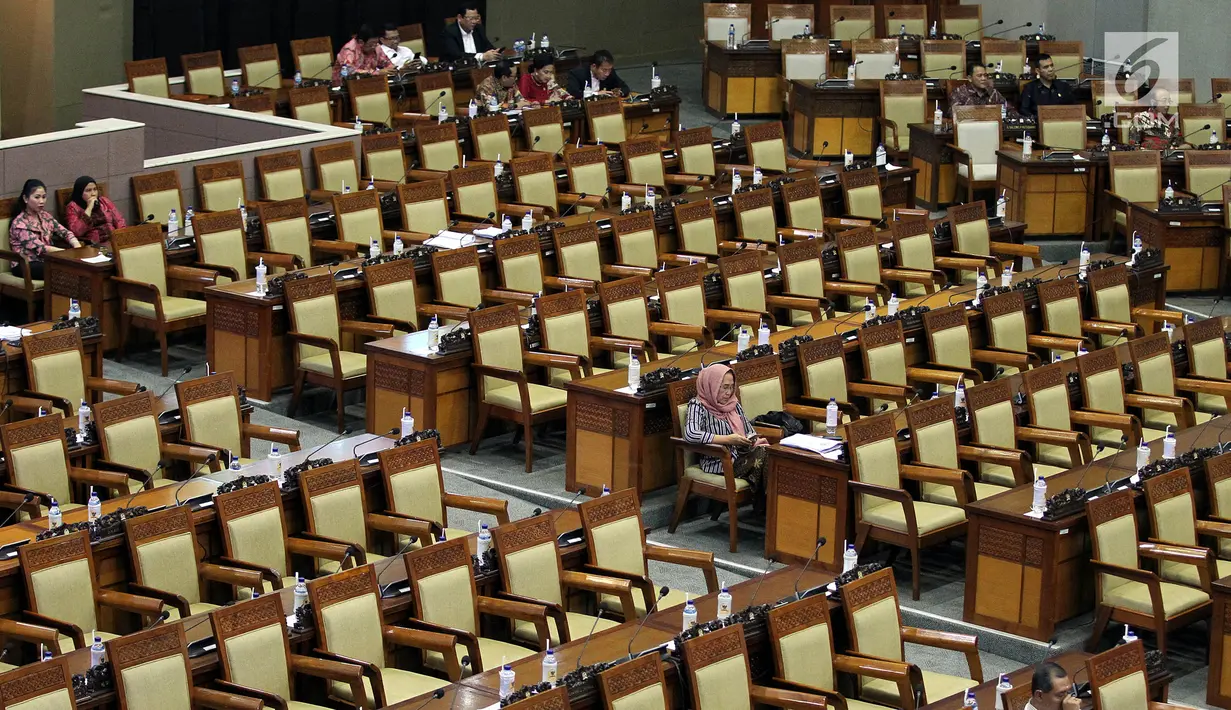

{"left": 1026, "top": 662, "right": 1082, "bottom": 710}
{"left": 684, "top": 363, "right": 770, "bottom": 495}
{"left": 440, "top": 5, "right": 501, "bottom": 63}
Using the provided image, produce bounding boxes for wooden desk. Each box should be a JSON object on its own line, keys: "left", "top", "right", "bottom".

{"left": 1211, "top": 576, "right": 1231, "bottom": 709}
{"left": 1128, "top": 202, "right": 1225, "bottom": 293}
{"left": 703, "top": 42, "right": 784, "bottom": 118}
{"left": 0, "top": 322, "right": 103, "bottom": 411}
{"left": 963, "top": 413, "right": 1231, "bottom": 641}
{"left": 996, "top": 148, "right": 1096, "bottom": 239}
{"left": 787, "top": 79, "right": 883, "bottom": 159}
{"left": 365, "top": 331, "right": 476, "bottom": 448}
{"left": 765, "top": 445, "right": 851, "bottom": 571}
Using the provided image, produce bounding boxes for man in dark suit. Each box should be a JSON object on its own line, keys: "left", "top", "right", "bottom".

{"left": 565, "top": 49, "right": 632, "bottom": 98}
{"left": 439, "top": 4, "right": 501, "bottom": 63}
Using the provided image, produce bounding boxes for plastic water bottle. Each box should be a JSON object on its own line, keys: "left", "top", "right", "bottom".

{"left": 844, "top": 150, "right": 854, "bottom": 167}
{"left": 501, "top": 214, "right": 513, "bottom": 232}
{"left": 251, "top": 591, "right": 260, "bottom": 599}
{"left": 1101, "top": 130, "right": 1111, "bottom": 147}
{"left": 892, "top": 59, "right": 901, "bottom": 76}
{"left": 627, "top": 348, "right": 640, "bottom": 390}
{"left": 87, "top": 487, "right": 101, "bottom": 522}
{"left": 499, "top": 664, "right": 516, "bottom": 699}
{"left": 342, "top": 180, "right": 350, "bottom": 194}
{"left": 752, "top": 166, "right": 763, "bottom": 185}
{"left": 875, "top": 144, "right": 887, "bottom": 167}
{"left": 68, "top": 298, "right": 81, "bottom": 320}
{"left": 994, "top": 674, "right": 1012, "bottom": 710}
{"left": 934, "top": 107, "right": 943, "bottom": 127}
{"left": 1136, "top": 439, "right": 1150, "bottom": 470}
{"left": 184, "top": 206, "right": 194, "bottom": 232}
{"left": 727, "top": 24, "right": 736, "bottom": 49}
{"left": 682, "top": 599, "right": 698, "bottom": 630}
{"left": 369, "top": 239, "right": 380, "bottom": 259}
{"left": 757, "top": 319, "right": 770, "bottom": 346}
{"left": 863, "top": 298, "right": 875, "bottom": 322}
{"left": 494, "top": 155, "right": 504, "bottom": 176}
{"left": 427, "top": 315, "right": 440, "bottom": 351}
{"left": 731, "top": 169, "right": 742, "bottom": 193}
{"left": 294, "top": 70, "right": 302, "bottom": 87}
{"left": 230, "top": 457, "right": 242, "bottom": 473}
{"left": 1001, "top": 102, "right": 1007, "bottom": 120}
{"left": 651, "top": 67, "right": 661, "bottom": 90}
{"left": 621, "top": 192, "right": 632, "bottom": 211}
{"left": 438, "top": 102, "right": 448, "bottom": 124}
{"left": 1164, "top": 181, "right": 1175, "bottom": 201}
{"left": 929, "top": 20, "right": 937, "bottom": 37}
{"left": 1162, "top": 427, "right": 1176, "bottom": 459}
{"left": 255, "top": 257, "right": 267, "bottom": 295}
{"left": 716, "top": 587, "right": 733, "bottom": 619}
{"left": 737, "top": 325, "right": 751, "bottom": 352}
{"left": 42, "top": 649, "right": 52, "bottom": 663}
{"left": 294, "top": 575, "right": 309, "bottom": 610}
{"left": 236, "top": 200, "right": 248, "bottom": 230}
{"left": 1121, "top": 625, "right": 1137, "bottom": 645}
{"left": 90, "top": 634, "right": 106, "bottom": 667}
{"left": 269, "top": 444, "right": 282, "bottom": 479}
{"left": 730, "top": 113, "right": 741, "bottom": 135}
{"left": 353, "top": 115, "right": 363, "bottom": 132}
{"left": 1038, "top": 23, "right": 1045, "bottom": 34}
{"left": 522, "top": 211, "right": 534, "bottom": 232}
{"left": 1022, "top": 132, "right": 1033, "bottom": 159}
{"left": 1031, "top": 475, "right": 1048, "bottom": 516}
{"left": 477, "top": 522, "right": 492, "bottom": 557}
{"left": 230, "top": 78, "right": 240, "bottom": 97}
{"left": 1132, "top": 232, "right": 1143, "bottom": 257}
{"left": 48, "top": 499, "right": 61, "bottom": 529}
{"left": 540, "top": 34, "right": 550, "bottom": 49}
{"left": 167, "top": 209, "right": 179, "bottom": 236}
{"left": 340, "top": 65, "right": 350, "bottom": 81}
{"left": 955, "top": 379, "right": 966, "bottom": 409}
{"left": 401, "top": 407, "right": 415, "bottom": 438}
{"left": 846, "top": 63, "right": 856, "bottom": 85}
{"left": 995, "top": 190, "right": 1007, "bottom": 219}
{"left": 488, "top": 92, "right": 500, "bottom": 112}
{"left": 826, "top": 398, "right": 839, "bottom": 436}
{"left": 645, "top": 187, "right": 656, "bottom": 209}
{"left": 887, "top": 293, "right": 900, "bottom": 315}
{"left": 842, "top": 543, "right": 858, "bottom": 573}
{"left": 1077, "top": 343, "right": 1089, "bottom": 357}
{"left": 584, "top": 82, "right": 594, "bottom": 99}
{"left": 1001, "top": 265, "right": 1013, "bottom": 288}
{"left": 392, "top": 234, "right": 404, "bottom": 255}
{"left": 77, "top": 399, "right": 90, "bottom": 442}
{"left": 963, "top": 689, "right": 978, "bottom": 707}
{"left": 975, "top": 270, "right": 988, "bottom": 305}
{"left": 601, "top": 484, "right": 611, "bottom": 496}
{"left": 1162, "top": 320, "right": 1175, "bottom": 342}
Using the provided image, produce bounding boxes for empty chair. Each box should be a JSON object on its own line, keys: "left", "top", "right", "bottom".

{"left": 177, "top": 371, "right": 300, "bottom": 461}
{"left": 181, "top": 50, "right": 225, "bottom": 96}
{"left": 109, "top": 624, "right": 266, "bottom": 710}
{"left": 680, "top": 622, "right": 832, "bottom": 710}
{"left": 94, "top": 391, "right": 221, "bottom": 490}
{"left": 906, "top": 394, "right": 1019, "bottom": 504}
{"left": 21, "top": 326, "right": 142, "bottom": 415}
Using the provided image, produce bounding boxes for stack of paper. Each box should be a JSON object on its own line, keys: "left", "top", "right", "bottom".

{"left": 780, "top": 434, "right": 844, "bottom": 460}
{"left": 473, "top": 226, "right": 506, "bottom": 238}
{"left": 424, "top": 231, "right": 475, "bottom": 249}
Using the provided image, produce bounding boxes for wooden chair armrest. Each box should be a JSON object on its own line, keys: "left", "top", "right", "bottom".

{"left": 286, "top": 330, "right": 339, "bottom": 352}
{"left": 166, "top": 264, "right": 220, "bottom": 286}
{"left": 19, "top": 390, "right": 71, "bottom": 417}
{"left": 971, "top": 348, "right": 1038, "bottom": 371}
{"left": 195, "top": 261, "right": 241, "bottom": 283}
{"left": 848, "top": 480, "right": 914, "bottom": 505}
{"left": 671, "top": 437, "right": 736, "bottom": 465}
{"left": 381, "top": 229, "right": 434, "bottom": 246}
{"left": 882, "top": 266, "right": 945, "bottom": 289}
{"left": 0, "top": 617, "right": 65, "bottom": 652}
{"left": 191, "top": 686, "right": 265, "bottom": 710}
{"left": 215, "top": 557, "right": 284, "bottom": 590}
{"left": 241, "top": 423, "right": 302, "bottom": 450}
{"left": 246, "top": 251, "right": 299, "bottom": 271}
{"left": 1090, "top": 559, "right": 1158, "bottom": 586}
{"left": 824, "top": 279, "right": 889, "bottom": 302}
{"left": 497, "top": 203, "right": 548, "bottom": 221}
{"left": 112, "top": 276, "right": 161, "bottom": 305}
{"left": 749, "top": 684, "right": 830, "bottom": 710}
{"left": 989, "top": 241, "right": 1041, "bottom": 259}
{"left": 84, "top": 376, "right": 144, "bottom": 397}
{"left": 497, "top": 591, "right": 571, "bottom": 643}
{"left": 66, "top": 467, "right": 133, "bottom": 495}
{"left": 955, "top": 445, "right": 1029, "bottom": 486}
{"left": 610, "top": 183, "right": 649, "bottom": 198}
{"left": 904, "top": 366, "right": 966, "bottom": 387}
{"left": 96, "top": 588, "right": 165, "bottom": 617}
{"left": 286, "top": 535, "right": 357, "bottom": 564}
{"left": 846, "top": 382, "right": 911, "bottom": 405}
{"left": 558, "top": 192, "right": 608, "bottom": 209}
{"left": 311, "top": 649, "right": 385, "bottom": 703}
{"left": 198, "top": 562, "right": 267, "bottom": 589}
{"left": 1176, "top": 376, "right": 1231, "bottom": 397}
{"left": 560, "top": 570, "right": 637, "bottom": 620}
{"left": 366, "top": 512, "right": 435, "bottom": 541}
{"left": 645, "top": 544, "right": 719, "bottom": 592}
{"left": 471, "top": 363, "right": 528, "bottom": 386}
{"left": 442, "top": 493, "right": 510, "bottom": 524}
{"left": 1124, "top": 392, "right": 1193, "bottom": 421}
{"left": 1026, "top": 333, "right": 1088, "bottom": 352}
{"left": 290, "top": 653, "right": 367, "bottom": 685}
{"left": 901, "top": 464, "right": 973, "bottom": 506}
{"left": 934, "top": 254, "right": 1000, "bottom": 273}
{"left": 340, "top": 320, "right": 396, "bottom": 338}
{"left": 588, "top": 336, "right": 647, "bottom": 355}
{"left": 776, "top": 227, "right": 824, "bottom": 241}
{"left": 1016, "top": 426, "right": 1091, "bottom": 465}
{"left": 877, "top": 117, "right": 901, "bottom": 149}
{"left": 1132, "top": 307, "right": 1186, "bottom": 324}
{"left": 160, "top": 442, "right": 223, "bottom": 470}
{"left": 309, "top": 239, "right": 361, "bottom": 258}
{"left": 524, "top": 350, "right": 583, "bottom": 376}
{"left": 20, "top": 613, "right": 83, "bottom": 651}
{"left": 832, "top": 652, "right": 920, "bottom": 687}
{"left": 1195, "top": 519, "right": 1231, "bottom": 539}
{"left": 476, "top": 596, "right": 552, "bottom": 650}
{"left": 602, "top": 264, "right": 654, "bottom": 280}
{"left": 208, "top": 679, "right": 285, "bottom": 710}
{"left": 481, "top": 287, "right": 536, "bottom": 306}
{"left": 1081, "top": 319, "right": 1139, "bottom": 338}
{"left": 542, "top": 274, "right": 597, "bottom": 293}
{"left": 419, "top": 303, "right": 473, "bottom": 322}
{"left": 1070, "top": 410, "right": 1139, "bottom": 443}
{"left": 901, "top": 626, "right": 982, "bottom": 682}
{"left": 649, "top": 320, "right": 711, "bottom": 344}
{"left": 705, "top": 308, "right": 764, "bottom": 330}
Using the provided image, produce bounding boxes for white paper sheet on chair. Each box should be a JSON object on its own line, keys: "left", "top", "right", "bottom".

{"left": 780, "top": 434, "right": 844, "bottom": 458}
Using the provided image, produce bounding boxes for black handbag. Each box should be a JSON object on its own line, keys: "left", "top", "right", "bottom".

{"left": 753, "top": 410, "right": 804, "bottom": 436}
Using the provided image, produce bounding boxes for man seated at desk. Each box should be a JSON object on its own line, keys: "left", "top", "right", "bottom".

{"left": 1019, "top": 54, "right": 1075, "bottom": 117}
{"left": 440, "top": 4, "right": 502, "bottom": 63}
{"left": 566, "top": 49, "right": 632, "bottom": 98}
{"left": 1130, "top": 86, "right": 1175, "bottom": 150}
{"left": 1025, "top": 662, "right": 1081, "bottom": 710}
{"left": 380, "top": 22, "right": 418, "bottom": 70}
{"left": 333, "top": 24, "right": 393, "bottom": 85}
{"left": 948, "top": 61, "right": 1007, "bottom": 115}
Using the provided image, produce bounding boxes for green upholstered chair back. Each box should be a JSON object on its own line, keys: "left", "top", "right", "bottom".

{"left": 579, "top": 488, "right": 649, "bottom": 579}
{"left": 600, "top": 278, "right": 651, "bottom": 368}
{"left": 418, "top": 123, "right": 462, "bottom": 173}
{"left": 1039, "top": 104, "right": 1089, "bottom": 150}
{"left": 192, "top": 209, "right": 247, "bottom": 285}
{"left": 731, "top": 356, "right": 784, "bottom": 421}
{"left": 1077, "top": 349, "right": 1128, "bottom": 448}
{"left": 837, "top": 225, "right": 882, "bottom": 285}
{"left": 921, "top": 41, "right": 963, "bottom": 76}
{"left": 109, "top": 624, "right": 194, "bottom": 710}
{"left": 840, "top": 167, "right": 882, "bottom": 220}
{"left": 767, "top": 595, "right": 837, "bottom": 693}
{"left": 954, "top": 105, "right": 1002, "bottom": 174}
{"left": 907, "top": 395, "right": 960, "bottom": 469}
{"left": 291, "top": 92, "right": 333, "bottom": 125}
{"left": 196, "top": 161, "right": 245, "bottom": 213}
{"left": 397, "top": 179, "right": 451, "bottom": 235}
{"left": 966, "top": 380, "right": 1021, "bottom": 486}
{"left": 586, "top": 98, "right": 627, "bottom": 144}
{"left": 669, "top": 380, "right": 702, "bottom": 469}
{"left": 680, "top": 624, "right": 752, "bottom": 710}
{"left": 301, "top": 461, "right": 370, "bottom": 552}
{"left": 365, "top": 257, "right": 420, "bottom": 326}
{"left": 655, "top": 264, "right": 707, "bottom": 351}
{"left": 982, "top": 39, "right": 1025, "bottom": 74}
{"left": 212, "top": 594, "right": 295, "bottom": 700}
{"left": 1185, "top": 317, "right": 1230, "bottom": 415}
{"left": 1023, "top": 364, "right": 1074, "bottom": 431}
{"left": 126, "top": 58, "right": 171, "bottom": 97}
{"left": 308, "top": 565, "right": 388, "bottom": 670}
{"left": 1143, "top": 470, "right": 1199, "bottom": 587}
{"left": 539, "top": 290, "right": 593, "bottom": 362}
{"left": 24, "top": 328, "right": 89, "bottom": 412}
{"left": 256, "top": 152, "right": 307, "bottom": 202}
{"left": 285, "top": 276, "right": 342, "bottom": 364}
{"left": 495, "top": 234, "right": 545, "bottom": 293}
{"left": 852, "top": 40, "right": 899, "bottom": 80}
{"left": 380, "top": 440, "right": 448, "bottom": 527}
{"left": 612, "top": 211, "right": 659, "bottom": 269}
{"left": 20, "top": 532, "right": 100, "bottom": 639}
{"left": 1131, "top": 334, "right": 1176, "bottom": 398}
{"left": 1088, "top": 264, "right": 1133, "bottom": 324}
{"left": 554, "top": 223, "right": 603, "bottom": 282}
{"left": 733, "top": 189, "right": 777, "bottom": 243}
{"left": 778, "top": 238, "right": 826, "bottom": 303}
{"left": 178, "top": 372, "right": 244, "bottom": 455}
{"left": 860, "top": 321, "right": 907, "bottom": 388}
{"left": 720, "top": 250, "right": 768, "bottom": 316}
{"left": 881, "top": 82, "right": 925, "bottom": 151}
{"left": 799, "top": 337, "right": 849, "bottom": 402}
{"left": 523, "top": 106, "right": 566, "bottom": 157}
{"left": 1087, "top": 642, "right": 1151, "bottom": 710}
{"left": 780, "top": 178, "right": 825, "bottom": 231}
{"left": 676, "top": 127, "right": 717, "bottom": 176}
{"left": 924, "top": 305, "right": 973, "bottom": 370}
{"left": 832, "top": 7, "right": 874, "bottom": 41}
{"left": 847, "top": 414, "right": 904, "bottom": 516}
{"left": 434, "top": 247, "right": 483, "bottom": 308}
{"left": 983, "top": 291, "right": 1029, "bottom": 352}
{"left": 840, "top": 567, "right": 905, "bottom": 670}
{"left": 126, "top": 507, "right": 203, "bottom": 604}
{"left": 1087, "top": 491, "right": 1142, "bottom": 599}
{"left": 405, "top": 537, "right": 480, "bottom": 636}
{"left": 705, "top": 7, "right": 749, "bottom": 42}
{"left": 0, "top": 655, "right": 76, "bottom": 709}
{"left": 333, "top": 191, "right": 385, "bottom": 246}
{"left": 114, "top": 226, "right": 170, "bottom": 316}
{"left": 941, "top": 6, "right": 982, "bottom": 38}
{"left": 350, "top": 77, "right": 393, "bottom": 125}
{"left": 131, "top": 171, "right": 183, "bottom": 227}
{"left": 1110, "top": 153, "right": 1160, "bottom": 204}
{"left": 238, "top": 44, "right": 282, "bottom": 89}
{"left": 1037, "top": 279, "right": 1083, "bottom": 339}
{"left": 493, "top": 516, "right": 564, "bottom": 606}
{"left": 783, "top": 42, "right": 828, "bottom": 82}
{"left": 451, "top": 165, "right": 499, "bottom": 219}
{"left": 470, "top": 305, "right": 526, "bottom": 401}
{"left": 363, "top": 136, "right": 408, "bottom": 182}
{"left": 94, "top": 392, "right": 164, "bottom": 476}
{"left": 1, "top": 414, "right": 73, "bottom": 508}
{"left": 623, "top": 137, "right": 667, "bottom": 188}
{"left": 215, "top": 482, "right": 291, "bottom": 578}
{"left": 744, "top": 122, "right": 789, "bottom": 173}
{"left": 0, "top": 200, "right": 13, "bottom": 277}
{"left": 892, "top": 221, "right": 934, "bottom": 297}
{"left": 513, "top": 155, "right": 560, "bottom": 210}
{"left": 599, "top": 655, "right": 669, "bottom": 710}
{"left": 565, "top": 146, "right": 612, "bottom": 199}
{"left": 947, "top": 201, "right": 992, "bottom": 259}
{"left": 314, "top": 143, "right": 360, "bottom": 194}
{"left": 472, "top": 115, "right": 515, "bottom": 162}
{"left": 259, "top": 199, "right": 312, "bottom": 266}
{"left": 291, "top": 37, "right": 334, "bottom": 80}
{"left": 675, "top": 201, "right": 720, "bottom": 256}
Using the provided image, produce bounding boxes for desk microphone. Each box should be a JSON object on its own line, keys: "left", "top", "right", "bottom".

{"left": 157, "top": 365, "right": 196, "bottom": 401}
{"left": 1209, "top": 93, "right": 1225, "bottom": 104}
{"left": 351, "top": 427, "right": 399, "bottom": 461}
{"left": 1100, "top": 435, "right": 1128, "bottom": 493}
{"left": 574, "top": 609, "right": 606, "bottom": 670}
{"left": 143, "top": 610, "right": 171, "bottom": 631}
{"left": 1105, "top": 328, "right": 1130, "bottom": 349}
{"left": 964, "top": 19, "right": 1004, "bottom": 39}
{"left": 121, "top": 461, "right": 166, "bottom": 510}
{"left": 922, "top": 65, "right": 958, "bottom": 77}
{"left": 424, "top": 90, "right": 449, "bottom": 115}
{"left": 1177, "top": 123, "right": 1212, "bottom": 144}
{"left": 748, "top": 554, "right": 777, "bottom": 606}
{"left": 304, "top": 428, "right": 354, "bottom": 463}
{"left": 248, "top": 67, "right": 285, "bottom": 89}
{"left": 828, "top": 16, "right": 846, "bottom": 36}
{"left": 556, "top": 192, "right": 590, "bottom": 221}
{"left": 377, "top": 535, "right": 427, "bottom": 596}
{"left": 172, "top": 453, "right": 219, "bottom": 507}
{"left": 792, "top": 537, "right": 828, "bottom": 600}
{"left": 1196, "top": 178, "right": 1231, "bottom": 201}
{"left": 989, "top": 21, "right": 1032, "bottom": 37}
{"left": 0, "top": 494, "right": 35, "bottom": 530}
{"left": 625, "top": 587, "right": 670, "bottom": 660}
{"left": 852, "top": 24, "right": 876, "bottom": 41}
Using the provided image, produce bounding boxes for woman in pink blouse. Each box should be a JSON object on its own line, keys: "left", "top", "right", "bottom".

{"left": 65, "top": 176, "right": 126, "bottom": 246}
{"left": 7, "top": 179, "right": 80, "bottom": 280}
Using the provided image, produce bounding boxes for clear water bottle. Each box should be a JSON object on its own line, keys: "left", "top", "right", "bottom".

{"left": 184, "top": 206, "right": 194, "bottom": 231}
{"left": 1022, "top": 132, "right": 1033, "bottom": 159}
{"left": 1211, "top": 130, "right": 1220, "bottom": 145}
{"left": 875, "top": 144, "right": 887, "bottom": 167}
{"left": 1132, "top": 232, "right": 1143, "bottom": 257}
{"left": 468, "top": 99, "right": 478, "bottom": 118}
{"left": 494, "top": 155, "right": 504, "bottom": 176}
{"left": 488, "top": 92, "right": 500, "bottom": 112}
{"left": 1077, "top": 343, "right": 1089, "bottom": 357}
{"left": 438, "top": 102, "right": 448, "bottom": 124}
{"left": 825, "top": 398, "right": 839, "bottom": 436}
{"left": 731, "top": 113, "right": 741, "bottom": 136}
{"left": 682, "top": 599, "right": 698, "bottom": 630}
{"left": 87, "top": 487, "right": 101, "bottom": 522}
{"left": 91, "top": 634, "right": 106, "bottom": 667}
{"left": 251, "top": 590, "right": 261, "bottom": 599}
{"left": 392, "top": 234, "right": 404, "bottom": 255}
{"left": 1031, "top": 475, "right": 1047, "bottom": 514}
{"left": 727, "top": 23, "right": 736, "bottom": 49}
{"left": 68, "top": 298, "right": 81, "bottom": 320}
{"left": 499, "top": 664, "right": 516, "bottom": 698}
{"left": 501, "top": 214, "right": 513, "bottom": 232}
{"left": 621, "top": 192, "right": 632, "bottom": 211}
{"left": 238, "top": 198, "right": 247, "bottom": 226}
{"left": 269, "top": 444, "right": 282, "bottom": 479}
{"left": 294, "top": 70, "right": 302, "bottom": 87}
{"left": 627, "top": 348, "right": 640, "bottom": 390}
{"left": 342, "top": 180, "right": 350, "bottom": 194}
{"left": 1000, "top": 102, "right": 1007, "bottom": 120}
{"left": 1102, "top": 130, "right": 1112, "bottom": 147}
{"left": 736, "top": 325, "right": 750, "bottom": 352}
{"left": 427, "top": 315, "right": 440, "bottom": 351}
{"left": 231, "top": 78, "right": 240, "bottom": 97}
{"left": 1162, "top": 427, "right": 1176, "bottom": 459}
{"left": 645, "top": 187, "right": 656, "bottom": 209}
{"left": 757, "top": 319, "right": 770, "bottom": 346}
{"left": 955, "top": 379, "right": 966, "bottom": 409}
{"left": 340, "top": 65, "right": 350, "bottom": 80}
{"left": 752, "top": 166, "right": 763, "bottom": 185}
{"left": 887, "top": 293, "right": 900, "bottom": 315}
{"left": 934, "top": 107, "right": 943, "bottom": 127}
{"left": 584, "top": 82, "right": 594, "bottom": 99}
{"left": 541, "top": 646, "right": 558, "bottom": 683}
{"left": 401, "top": 407, "right": 416, "bottom": 438}
{"left": 842, "top": 542, "right": 858, "bottom": 573}
{"left": 230, "top": 456, "right": 242, "bottom": 473}
{"left": 601, "top": 484, "right": 611, "bottom": 496}
{"left": 255, "top": 257, "right": 267, "bottom": 295}
{"left": 929, "top": 20, "right": 937, "bottom": 37}
{"left": 1001, "top": 265, "right": 1013, "bottom": 287}
{"left": 716, "top": 587, "right": 732, "bottom": 619}
{"left": 1121, "top": 625, "right": 1137, "bottom": 645}
{"left": 846, "top": 63, "right": 856, "bottom": 85}
{"left": 1136, "top": 439, "right": 1150, "bottom": 470}
{"left": 522, "top": 211, "right": 534, "bottom": 232}
{"left": 77, "top": 399, "right": 90, "bottom": 442}
{"left": 369, "top": 239, "right": 380, "bottom": 259}
{"left": 731, "top": 169, "right": 742, "bottom": 194}
{"left": 995, "top": 190, "right": 1008, "bottom": 219}
{"left": 42, "top": 649, "right": 52, "bottom": 663}
{"left": 963, "top": 688, "right": 978, "bottom": 707}
{"left": 899, "top": 23, "right": 906, "bottom": 35}
{"left": 995, "top": 674, "right": 1012, "bottom": 710}
{"left": 651, "top": 68, "right": 661, "bottom": 90}
{"left": 844, "top": 150, "right": 854, "bottom": 167}
{"left": 167, "top": 209, "right": 179, "bottom": 236}
{"left": 294, "top": 575, "right": 309, "bottom": 610}
{"left": 476, "top": 522, "right": 492, "bottom": 557}
{"left": 863, "top": 298, "right": 875, "bottom": 322}
{"left": 1162, "top": 320, "right": 1175, "bottom": 342}
{"left": 48, "top": 498, "right": 62, "bottom": 529}
{"left": 540, "top": 34, "right": 550, "bottom": 49}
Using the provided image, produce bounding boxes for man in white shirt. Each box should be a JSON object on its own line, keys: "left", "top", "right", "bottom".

{"left": 380, "top": 23, "right": 416, "bottom": 69}
{"left": 440, "top": 4, "right": 501, "bottom": 63}
{"left": 1024, "top": 662, "right": 1082, "bottom": 710}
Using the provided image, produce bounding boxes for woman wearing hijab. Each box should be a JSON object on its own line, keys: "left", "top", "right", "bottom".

{"left": 65, "top": 176, "right": 126, "bottom": 246}
{"left": 683, "top": 363, "right": 770, "bottom": 493}
{"left": 8, "top": 179, "right": 80, "bottom": 279}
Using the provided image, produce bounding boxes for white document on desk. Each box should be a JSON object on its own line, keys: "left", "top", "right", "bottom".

{"left": 884, "top": 163, "right": 903, "bottom": 171}
{"left": 424, "top": 231, "right": 475, "bottom": 249}
{"left": 780, "top": 434, "right": 844, "bottom": 459}
{"left": 473, "top": 226, "right": 506, "bottom": 238}
{"left": 82, "top": 254, "right": 113, "bottom": 264}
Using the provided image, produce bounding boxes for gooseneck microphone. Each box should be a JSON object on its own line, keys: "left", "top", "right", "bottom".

{"left": 964, "top": 19, "right": 1004, "bottom": 39}
{"left": 625, "top": 586, "right": 670, "bottom": 660}
{"left": 792, "top": 537, "right": 828, "bottom": 600}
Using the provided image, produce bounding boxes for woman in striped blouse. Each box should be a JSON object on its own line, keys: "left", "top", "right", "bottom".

{"left": 684, "top": 364, "right": 769, "bottom": 493}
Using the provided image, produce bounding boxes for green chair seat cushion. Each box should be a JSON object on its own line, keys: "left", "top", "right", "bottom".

{"left": 0, "top": 273, "right": 43, "bottom": 289}
{"left": 599, "top": 584, "right": 689, "bottom": 616}
{"left": 318, "top": 553, "right": 385, "bottom": 577}
{"left": 300, "top": 351, "right": 367, "bottom": 379}
{"left": 550, "top": 367, "right": 612, "bottom": 389}
{"left": 484, "top": 383, "right": 567, "bottom": 413}
{"left": 238, "top": 576, "right": 299, "bottom": 600}
{"left": 165, "top": 602, "right": 220, "bottom": 621}
{"left": 60, "top": 630, "right": 119, "bottom": 654}
{"left": 425, "top": 637, "right": 534, "bottom": 675}
{"left": 127, "top": 477, "right": 177, "bottom": 493}
{"left": 127, "top": 296, "right": 207, "bottom": 321}
{"left": 513, "top": 610, "right": 618, "bottom": 646}
{"left": 1101, "top": 579, "right": 1208, "bottom": 616}
{"left": 863, "top": 670, "right": 978, "bottom": 707}
{"left": 921, "top": 481, "right": 1008, "bottom": 507}
{"left": 331, "top": 667, "right": 449, "bottom": 708}
{"left": 1143, "top": 409, "right": 1214, "bottom": 430}
{"left": 862, "top": 500, "right": 965, "bottom": 535}
{"left": 1164, "top": 557, "right": 1231, "bottom": 590}
{"left": 685, "top": 466, "right": 750, "bottom": 491}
